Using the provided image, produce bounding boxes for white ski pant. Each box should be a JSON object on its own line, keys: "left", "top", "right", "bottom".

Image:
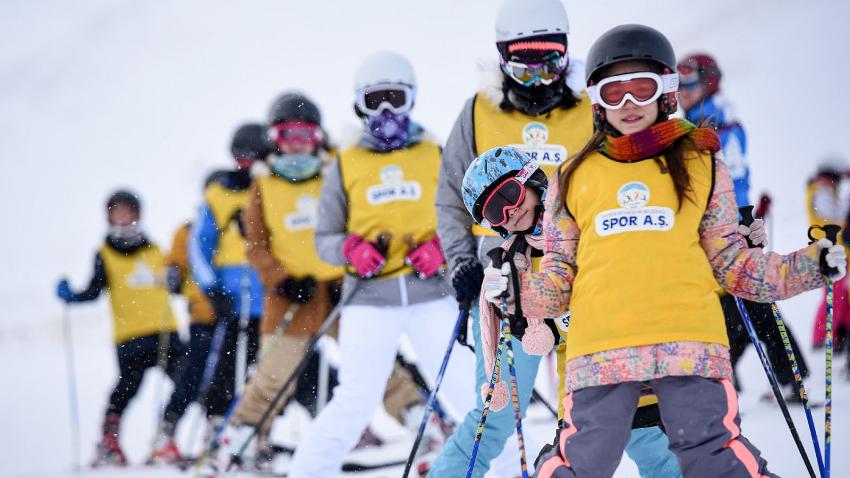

{"left": 288, "top": 296, "right": 477, "bottom": 477}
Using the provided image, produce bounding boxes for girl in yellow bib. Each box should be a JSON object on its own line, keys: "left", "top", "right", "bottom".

{"left": 56, "top": 190, "right": 185, "bottom": 467}
{"left": 286, "top": 51, "right": 477, "bottom": 477}
{"left": 481, "top": 25, "right": 846, "bottom": 478}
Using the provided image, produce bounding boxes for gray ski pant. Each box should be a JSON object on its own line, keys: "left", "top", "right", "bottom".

{"left": 533, "top": 376, "right": 778, "bottom": 478}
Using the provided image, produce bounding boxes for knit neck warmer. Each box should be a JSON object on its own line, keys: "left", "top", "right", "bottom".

{"left": 601, "top": 118, "right": 720, "bottom": 162}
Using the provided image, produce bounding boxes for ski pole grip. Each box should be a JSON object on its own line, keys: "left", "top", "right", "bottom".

{"left": 738, "top": 205, "right": 759, "bottom": 249}
{"left": 808, "top": 224, "right": 842, "bottom": 276}
{"left": 487, "top": 247, "right": 504, "bottom": 269}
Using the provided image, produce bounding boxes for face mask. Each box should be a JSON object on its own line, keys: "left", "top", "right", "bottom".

{"left": 366, "top": 110, "right": 411, "bottom": 150}
{"left": 108, "top": 222, "right": 144, "bottom": 246}
{"left": 271, "top": 154, "right": 322, "bottom": 181}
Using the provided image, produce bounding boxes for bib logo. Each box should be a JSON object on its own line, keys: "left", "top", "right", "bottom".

{"left": 367, "top": 165, "right": 422, "bottom": 205}
{"left": 510, "top": 122, "right": 568, "bottom": 166}
{"left": 285, "top": 195, "right": 318, "bottom": 231}
{"left": 127, "top": 261, "right": 158, "bottom": 288}
{"left": 595, "top": 181, "right": 675, "bottom": 236}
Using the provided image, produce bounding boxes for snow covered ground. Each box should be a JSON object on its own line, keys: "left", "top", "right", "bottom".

{"left": 2, "top": 0, "right": 850, "bottom": 477}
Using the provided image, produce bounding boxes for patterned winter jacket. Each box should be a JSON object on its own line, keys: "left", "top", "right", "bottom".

{"left": 520, "top": 158, "right": 826, "bottom": 392}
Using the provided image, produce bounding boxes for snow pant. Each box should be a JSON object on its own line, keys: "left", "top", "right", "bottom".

{"left": 162, "top": 323, "right": 217, "bottom": 429}
{"left": 429, "top": 304, "right": 543, "bottom": 477}
{"left": 533, "top": 377, "right": 776, "bottom": 478}
{"left": 287, "top": 296, "right": 477, "bottom": 477}
{"left": 233, "top": 333, "right": 423, "bottom": 440}
{"left": 106, "top": 332, "right": 185, "bottom": 417}
{"left": 430, "top": 306, "right": 679, "bottom": 478}
{"left": 720, "top": 294, "right": 809, "bottom": 390}
{"left": 812, "top": 276, "right": 850, "bottom": 349}
{"left": 205, "top": 315, "right": 260, "bottom": 416}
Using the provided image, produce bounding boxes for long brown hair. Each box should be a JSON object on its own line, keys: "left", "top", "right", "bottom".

{"left": 555, "top": 129, "right": 701, "bottom": 215}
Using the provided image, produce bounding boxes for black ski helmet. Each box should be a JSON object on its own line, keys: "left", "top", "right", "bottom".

{"left": 585, "top": 24, "right": 679, "bottom": 127}
{"left": 268, "top": 93, "right": 321, "bottom": 126}
{"left": 106, "top": 189, "right": 141, "bottom": 213}
{"left": 230, "top": 123, "right": 273, "bottom": 161}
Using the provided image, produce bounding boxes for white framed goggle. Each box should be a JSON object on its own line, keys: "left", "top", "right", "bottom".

{"left": 355, "top": 82, "right": 415, "bottom": 116}
{"left": 587, "top": 71, "right": 679, "bottom": 110}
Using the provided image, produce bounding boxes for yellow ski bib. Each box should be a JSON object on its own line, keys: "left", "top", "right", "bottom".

{"left": 100, "top": 243, "right": 177, "bottom": 344}
{"left": 204, "top": 182, "right": 249, "bottom": 267}
{"left": 339, "top": 141, "right": 442, "bottom": 278}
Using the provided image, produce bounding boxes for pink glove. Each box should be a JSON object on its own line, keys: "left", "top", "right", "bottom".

{"left": 405, "top": 236, "right": 446, "bottom": 279}
{"left": 343, "top": 235, "right": 386, "bottom": 278}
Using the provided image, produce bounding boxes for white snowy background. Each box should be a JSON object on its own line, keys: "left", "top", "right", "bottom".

{"left": 2, "top": 0, "right": 850, "bottom": 477}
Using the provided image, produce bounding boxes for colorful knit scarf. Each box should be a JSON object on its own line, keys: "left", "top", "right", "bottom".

{"left": 601, "top": 118, "right": 721, "bottom": 162}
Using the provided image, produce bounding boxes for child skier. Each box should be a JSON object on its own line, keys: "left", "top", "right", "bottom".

{"left": 808, "top": 160, "right": 850, "bottom": 351}
{"left": 56, "top": 190, "right": 185, "bottom": 467}
{"left": 285, "top": 51, "right": 477, "bottom": 477}
{"left": 461, "top": 146, "right": 681, "bottom": 478}
{"left": 188, "top": 123, "right": 269, "bottom": 436}
{"left": 485, "top": 24, "right": 847, "bottom": 477}
{"left": 148, "top": 218, "right": 217, "bottom": 463}
{"left": 677, "top": 52, "right": 811, "bottom": 401}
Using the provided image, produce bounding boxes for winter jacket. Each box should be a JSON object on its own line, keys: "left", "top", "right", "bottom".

{"left": 74, "top": 236, "right": 178, "bottom": 343}
{"left": 521, "top": 156, "right": 827, "bottom": 392}
{"left": 685, "top": 93, "right": 749, "bottom": 206}
{"left": 166, "top": 223, "right": 215, "bottom": 325}
{"left": 436, "top": 62, "right": 591, "bottom": 275}
{"left": 244, "top": 178, "right": 342, "bottom": 336}
{"left": 189, "top": 171, "right": 264, "bottom": 317}
{"left": 314, "top": 131, "right": 452, "bottom": 306}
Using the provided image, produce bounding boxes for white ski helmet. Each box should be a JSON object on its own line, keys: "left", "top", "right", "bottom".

{"left": 354, "top": 51, "right": 417, "bottom": 91}
{"left": 495, "top": 0, "right": 569, "bottom": 44}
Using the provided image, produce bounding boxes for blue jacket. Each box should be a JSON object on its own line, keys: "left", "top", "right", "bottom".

{"left": 685, "top": 94, "right": 750, "bottom": 206}
{"left": 188, "top": 177, "right": 264, "bottom": 318}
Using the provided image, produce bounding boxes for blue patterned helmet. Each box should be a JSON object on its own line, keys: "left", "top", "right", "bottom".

{"left": 462, "top": 146, "right": 547, "bottom": 236}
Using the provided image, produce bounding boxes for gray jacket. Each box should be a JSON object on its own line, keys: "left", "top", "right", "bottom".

{"left": 435, "top": 96, "right": 505, "bottom": 272}
{"left": 314, "top": 156, "right": 452, "bottom": 307}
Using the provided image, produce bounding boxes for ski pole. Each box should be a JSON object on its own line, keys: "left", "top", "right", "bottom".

{"left": 61, "top": 304, "right": 81, "bottom": 472}
{"left": 739, "top": 205, "right": 825, "bottom": 476}
{"left": 466, "top": 247, "right": 507, "bottom": 478}
{"left": 500, "top": 311, "right": 529, "bottom": 478}
{"left": 531, "top": 388, "right": 558, "bottom": 420}
{"left": 402, "top": 302, "right": 469, "bottom": 477}
{"left": 732, "top": 297, "right": 817, "bottom": 478}
{"left": 225, "top": 278, "right": 361, "bottom": 471}
{"left": 807, "top": 223, "right": 842, "bottom": 478}
{"left": 235, "top": 270, "right": 251, "bottom": 395}
{"left": 149, "top": 300, "right": 175, "bottom": 457}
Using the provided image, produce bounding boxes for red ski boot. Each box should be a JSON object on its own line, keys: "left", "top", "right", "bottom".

{"left": 91, "top": 414, "right": 128, "bottom": 467}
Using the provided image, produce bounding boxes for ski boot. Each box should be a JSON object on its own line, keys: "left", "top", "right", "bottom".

{"left": 253, "top": 440, "right": 275, "bottom": 472}
{"left": 91, "top": 414, "right": 128, "bottom": 467}
{"left": 147, "top": 420, "right": 183, "bottom": 465}
{"left": 354, "top": 426, "right": 384, "bottom": 450}
{"left": 197, "top": 419, "right": 253, "bottom": 478}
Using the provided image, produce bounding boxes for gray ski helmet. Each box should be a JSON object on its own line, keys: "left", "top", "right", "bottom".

{"left": 106, "top": 189, "right": 141, "bottom": 213}
{"left": 268, "top": 93, "right": 321, "bottom": 126}
{"left": 230, "top": 123, "right": 273, "bottom": 161}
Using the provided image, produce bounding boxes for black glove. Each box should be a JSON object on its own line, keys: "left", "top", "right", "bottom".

{"left": 451, "top": 258, "right": 484, "bottom": 307}
{"left": 276, "top": 276, "right": 318, "bottom": 304}
{"left": 329, "top": 280, "right": 343, "bottom": 307}
{"left": 205, "top": 287, "right": 235, "bottom": 319}
{"left": 165, "top": 265, "right": 183, "bottom": 294}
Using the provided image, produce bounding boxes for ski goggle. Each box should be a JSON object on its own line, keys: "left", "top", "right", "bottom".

{"left": 482, "top": 177, "right": 526, "bottom": 227}
{"left": 268, "top": 121, "right": 323, "bottom": 149}
{"left": 355, "top": 83, "right": 415, "bottom": 116}
{"left": 501, "top": 52, "right": 567, "bottom": 87}
{"left": 587, "top": 71, "right": 679, "bottom": 110}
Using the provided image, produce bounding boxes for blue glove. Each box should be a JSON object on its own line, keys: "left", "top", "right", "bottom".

{"left": 56, "top": 279, "right": 76, "bottom": 303}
